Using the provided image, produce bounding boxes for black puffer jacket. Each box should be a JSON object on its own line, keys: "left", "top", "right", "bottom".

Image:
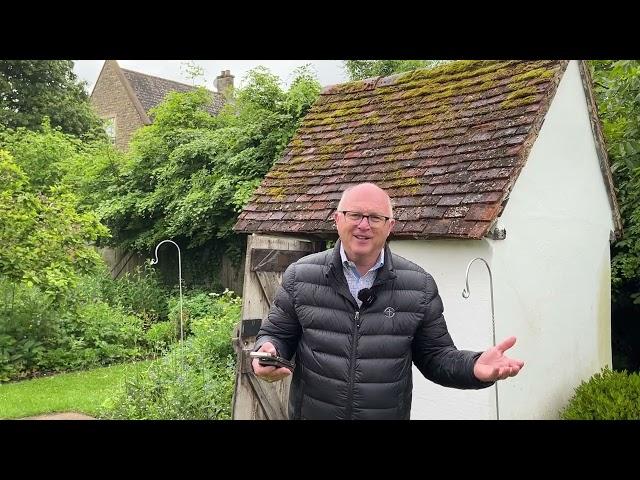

{"left": 255, "top": 240, "right": 492, "bottom": 420}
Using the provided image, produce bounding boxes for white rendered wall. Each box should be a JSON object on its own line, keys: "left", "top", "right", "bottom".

{"left": 390, "top": 238, "right": 499, "bottom": 419}
{"left": 391, "top": 60, "right": 615, "bottom": 419}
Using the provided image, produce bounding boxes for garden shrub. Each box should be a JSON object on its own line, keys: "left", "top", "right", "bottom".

{"left": 75, "top": 266, "right": 169, "bottom": 324}
{"left": 0, "top": 278, "right": 60, "bottom": 380}
{"left": 102, "top": 290, "right": 240, "bottom": 419}
{"left": 37, "top": 301, "right": 146, "bottom": 371}
{"left": 560, "top": 366, "right": 640, "bottom": 419}
{"left": 145, "top": 321, "right": 176, "bottom": 356}
{"left": 167, "top": 289, "right": 228, "bottom": 339}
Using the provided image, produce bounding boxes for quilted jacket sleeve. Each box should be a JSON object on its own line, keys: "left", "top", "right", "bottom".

{"left": 412, "top": 272, "right": 494, "bottom": 390}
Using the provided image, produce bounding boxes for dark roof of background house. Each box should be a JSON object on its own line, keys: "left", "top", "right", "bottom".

{"left": 234, "top": 60, "right": 578, "bottom": 239}
{"left": 121, "top": 69, "right": 225, "bottom": 116}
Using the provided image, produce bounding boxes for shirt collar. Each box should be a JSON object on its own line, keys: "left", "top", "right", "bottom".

{"left": 340, "top": 243, "right": 384, "bottom": 272}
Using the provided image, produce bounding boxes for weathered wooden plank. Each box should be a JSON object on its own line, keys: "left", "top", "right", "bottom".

{"left": 246, "top": 373, "right": 288, "bottom": 420}
{"left": 251, "top": 249, "right": 310, "bottom": 272}
{"left": 255, "top": 271, "right": 282, "bottom": 308}
{"left": 231, "top": 234, "right": 317, "bottom": 420}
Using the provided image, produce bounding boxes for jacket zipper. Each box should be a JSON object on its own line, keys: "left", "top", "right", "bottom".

{"left": 346, "top": 309, "right": 360, "bottom": 419}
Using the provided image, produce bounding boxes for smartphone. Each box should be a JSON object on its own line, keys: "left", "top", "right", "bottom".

{"left": 250, "top": 351, "right": 295, "bottom": 371}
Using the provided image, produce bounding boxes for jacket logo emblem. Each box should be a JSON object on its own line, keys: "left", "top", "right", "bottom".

{"left": 384, "top": 307, "right": 395, "bottom": 318}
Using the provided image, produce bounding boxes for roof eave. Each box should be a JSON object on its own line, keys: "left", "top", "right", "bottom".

{"left": 577, "top": 60, "right": 623, "bottom": 239}
{"left": 114, "top": 63, "right": 152, "bottom": 125}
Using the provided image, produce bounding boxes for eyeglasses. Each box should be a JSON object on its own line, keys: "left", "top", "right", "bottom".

{"left": 338, "top": 210, "right": 391, "bottom": 227}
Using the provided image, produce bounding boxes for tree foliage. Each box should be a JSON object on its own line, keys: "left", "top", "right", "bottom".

{"left": 99, "top": 66, "right": 321, "bottom": 253}
{"left": 0, "top": 60, "right": 105, "bottom": 138}
{"left": 0, "top": 149, "right": 107, "bottom": 300}
{"left": 344, "top": 60, "right": 448, "bottom": 81}
{"left": 591, "top": 61, "right": 640, "bottom": 303}
{"left": 0, "top": 119, "right": 125, "bottom": 214}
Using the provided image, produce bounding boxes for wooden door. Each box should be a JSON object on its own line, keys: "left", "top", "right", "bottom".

{"left": 231, "top": 234, "right": 320, "bottom": 419}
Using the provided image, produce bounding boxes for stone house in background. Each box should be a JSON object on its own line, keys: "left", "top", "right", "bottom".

{"left": 88, "top": 61, "right": 242, "bottom": 294}
{"left": 90, "top": 60, "right": 233, "bottom": 150}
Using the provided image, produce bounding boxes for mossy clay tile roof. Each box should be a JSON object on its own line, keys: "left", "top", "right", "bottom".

{"left": 234, "top": 60, "right": 570, "bottom": 239}
{"left": 121, "top": 69, "right": 225, "bottom": 116}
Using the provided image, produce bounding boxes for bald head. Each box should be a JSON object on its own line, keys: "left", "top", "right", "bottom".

{"left": 333, "top": 182, "right": 395, "bottom": 271}
{"left": 336, "top": 183, "right": 393, "bottom": 217}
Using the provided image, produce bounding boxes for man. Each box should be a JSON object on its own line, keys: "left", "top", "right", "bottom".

{"left": 252, "top": 182, "right": 524, "bottom": 420}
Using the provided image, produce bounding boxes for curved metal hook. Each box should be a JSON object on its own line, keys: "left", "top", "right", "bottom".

{"left": 151, "top": 239, "right": 180, "bottom": 267}
{"left": 461, "top": 256, "right": 499, "bottom": 420}
{"left": 462, "top": 257, "right": 494, "bottom": 324}
{"left": 150, "top": 240, "right": 184, "bottom": 347}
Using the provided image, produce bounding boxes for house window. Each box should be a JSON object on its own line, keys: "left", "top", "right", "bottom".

{"left": 104, "top": 117, "right": 116, "bottom": 143}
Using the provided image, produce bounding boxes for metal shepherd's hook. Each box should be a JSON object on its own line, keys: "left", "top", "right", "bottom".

{"left": 151, "top": 240, "right": 184, "bottom": 370}
{"left": 462, "top": 257, "right": 499, "bottom": 420}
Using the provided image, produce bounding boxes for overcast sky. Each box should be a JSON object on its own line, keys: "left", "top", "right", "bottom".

{"left": 73, "top": 60, "right": 350, "bottom": 95}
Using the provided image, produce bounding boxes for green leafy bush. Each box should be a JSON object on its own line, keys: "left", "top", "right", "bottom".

{"left": 0, "top": 277, "right": 62, "bottom": 380}
{"left": 0, "top": 149, "right": 108, "bottom": 302}
{"left": 168, "top": 289, "right": 230, "bottom": 338}
{"left": 102, "top": 353, "right": 235, "bottom": 420}
{"left": 560, "top": 367, "right": 640, "bottom": 419}
{"left": 145, "top": 321, "right": 176, "bottom": 355}
{"left": 37, "top": 301, "right": 146, "bottom": 372}
{"left": 78, "top": 266, "right": 169, "bottom": 324}
{"left": 102, "top": 290, "right": 240, "bottom": 419}
{"left": 189, "top": 290, "right": 240, "bottom": 359}
{"left": 0, "top": 334, "right": 45, "bottom": 382}
{"left": 1, "top": 266, "right": 180, "bottom": 381}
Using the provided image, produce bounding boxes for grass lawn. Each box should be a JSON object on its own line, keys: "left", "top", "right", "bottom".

{"left": 0, "top": 360, "right": 154, "bottom": 419}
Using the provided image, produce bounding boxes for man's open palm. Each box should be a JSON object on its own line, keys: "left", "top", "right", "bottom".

{"left": 473, "top": 336, "right": 524, "bottom": 382}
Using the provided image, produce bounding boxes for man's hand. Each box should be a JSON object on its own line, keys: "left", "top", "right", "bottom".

{"left": 252, "top": 341, "right": 292, "bottom": 383}
{"left": 474, "top": 336, "right": 524, "bottom": 382}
